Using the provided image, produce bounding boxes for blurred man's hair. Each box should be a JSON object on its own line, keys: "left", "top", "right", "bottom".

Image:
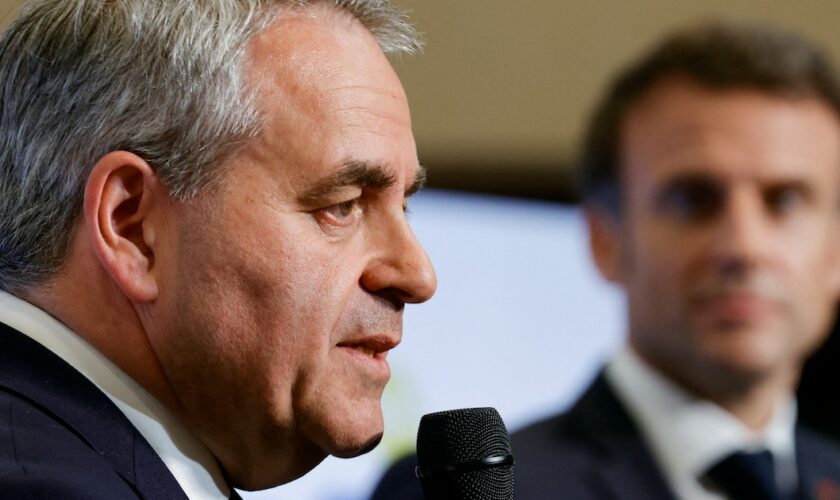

{"left": 0, "top": 0, "right": 421, "bottom": 293}
{"left": 580, "top": 20, "right": 840, "bottom": 213}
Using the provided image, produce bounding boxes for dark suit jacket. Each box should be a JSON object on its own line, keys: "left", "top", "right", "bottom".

{"left": 370, "top": 372, "right": 840, "bottom": 500}
{"left": 0, "top": 321, "right": 189, "bottom": 499}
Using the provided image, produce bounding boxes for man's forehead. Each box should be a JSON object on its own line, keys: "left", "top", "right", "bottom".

{"left": 622, "top": 83, "right": 840, "bottom": 185}
{"left": 626, "top": 145, "right": 840, "bottom": 193}
{"left": 245, "top": 4, "right": 391, "bottom": 87}
{"left": 242, "top": 3, "right": 409, "bottom": 138}
{"left": 228, "top": 7, "right": 414, "bottom": 173}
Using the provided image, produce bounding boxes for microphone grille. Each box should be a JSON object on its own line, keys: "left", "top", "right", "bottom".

{"left": 416, "top": 407, "right": 514, "bottom": 500}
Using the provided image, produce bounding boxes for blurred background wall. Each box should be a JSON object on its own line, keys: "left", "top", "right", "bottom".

{"left": 2, "top": 1, "right": 840, "bottom": 499}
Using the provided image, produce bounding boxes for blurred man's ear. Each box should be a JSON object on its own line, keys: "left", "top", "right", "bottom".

{"left": 83, "top": 151, "right": 163, "bottom": 303}
{"left": 585, "top": 205, "right": 624, "bottom": 285}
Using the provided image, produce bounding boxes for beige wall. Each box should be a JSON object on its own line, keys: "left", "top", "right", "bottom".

{"left": 3, "top": 0, "right": 840, "bottom": 179}
{"left": 0, "top": 0, "right": 19, "bottom": 24}
{"left": 389, "top": 0, "right": 840, "bottom": 175}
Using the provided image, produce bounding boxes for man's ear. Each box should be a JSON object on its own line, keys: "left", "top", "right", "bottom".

{"left": 585, "top": 204, "right": 624, "bottom": 285}
{"left": 84, "top": 151, "right": 164, "bottom": 303}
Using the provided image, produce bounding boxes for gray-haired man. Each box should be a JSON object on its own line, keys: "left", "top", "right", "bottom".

{"left": 0, "top": 1, "right": 436, "bottom": 498}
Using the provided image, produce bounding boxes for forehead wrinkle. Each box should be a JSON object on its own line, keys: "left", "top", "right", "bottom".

{"left": 324, "top": 83, "right": 405, "bottom": 100}
{"left": 323, "top": 89, "right": 409, "bottom": 126}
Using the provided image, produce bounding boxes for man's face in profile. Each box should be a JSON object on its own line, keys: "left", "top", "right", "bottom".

{"left": 593, "top": 76, "right": 840, "bottom": 394}
{"left": 138, "top": 9, "right": 436, "bottom": 488}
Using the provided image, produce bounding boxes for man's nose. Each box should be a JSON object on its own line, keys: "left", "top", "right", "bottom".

{"left": 361, "top": 213, "right": 437, "bottom": 304}
{"left": 710, "top": 191, "right": 769, "bottom": 272}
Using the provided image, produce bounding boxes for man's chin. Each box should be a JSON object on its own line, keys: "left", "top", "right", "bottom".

{"left": 297, "top": 395, "right": 386, "bottom": 459}
{"left": 225, "top": 446, "right": 328, "bottom": 491}
{"left": 330, "top": 431, "right": 383, "bottom": 459}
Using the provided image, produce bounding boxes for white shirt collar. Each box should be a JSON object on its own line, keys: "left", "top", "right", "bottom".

{"left": 605, "top": 346, "right": 797, "bottom": 500}
{"left": 0, "top": 290, "right": 230, "bottom": 500}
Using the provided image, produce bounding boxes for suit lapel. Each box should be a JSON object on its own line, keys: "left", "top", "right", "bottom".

{"left": 568, "top": 373, "right": 678, "bottom": 500}
{"left": 0, "top": 322, "right": 187, "bottom": 499}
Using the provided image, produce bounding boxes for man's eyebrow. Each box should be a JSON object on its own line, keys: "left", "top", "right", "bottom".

{"left": 297, "top": 160, "right": 427, "bottom": 205}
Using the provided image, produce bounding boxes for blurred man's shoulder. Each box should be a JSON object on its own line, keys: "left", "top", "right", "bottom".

{"left": 512, "top": 374, "right": 620, "bottom": 470}
{"left": 510, "top": 372, "right": 674, "bottom": 500}
{"left": 797, "top": 425, "right": 840, "bottom": 480}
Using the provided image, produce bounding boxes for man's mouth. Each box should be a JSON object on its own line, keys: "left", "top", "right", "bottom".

{"left": 336, "top": 336, "right": 400, "bottom": 360}
{"left": 352, "top": 346, "right": 376, "bottom": 358}
{"left": 691, "top": 293, "right": 780, "bottom": 323}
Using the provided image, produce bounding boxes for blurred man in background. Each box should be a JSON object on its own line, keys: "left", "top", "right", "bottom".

{"left": 0, "top": 1, "right": 435, "bottom": 498}
{"left": 373, "top": 20, "right": 840, "bottom": 500}
{"left": 514, "top": 20, "right": 840, "bottom": 500}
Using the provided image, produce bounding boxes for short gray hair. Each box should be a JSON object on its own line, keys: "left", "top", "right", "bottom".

{"left": 0, "top": 0, "right": 421, "bottom": 292}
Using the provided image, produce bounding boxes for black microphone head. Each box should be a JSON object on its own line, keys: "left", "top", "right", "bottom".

{"left": 416, "top": 407, "right": 514, "bottom": 500}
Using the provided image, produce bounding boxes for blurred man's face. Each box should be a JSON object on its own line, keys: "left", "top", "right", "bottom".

{"left": 143, "top": 9, "right": 436, "bottom": 488}
{"left": 594, "top": 77, "right": 840, "bottom": 397}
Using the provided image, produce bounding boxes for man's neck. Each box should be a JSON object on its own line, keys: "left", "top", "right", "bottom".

{"left": 709, "top": 375, "right": 796, "bottom": 430}
{"left": 21, "top": 254, "right": 183, "bottom": 414}
{"left": 630, "top": 344, "right": 797, "bottom": 431}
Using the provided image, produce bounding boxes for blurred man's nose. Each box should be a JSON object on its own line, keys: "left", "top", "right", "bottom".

{"left": 710, "top": 189, "right": 770, "bottom": 274}
{"left": 361, "top": 213, "right": 437, "bottom": 305}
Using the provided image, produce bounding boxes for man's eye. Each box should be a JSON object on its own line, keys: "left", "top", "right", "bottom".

{"left": 316, "top": 199, "right": 362, "bottom": 228}
{"left": 333, "top": 200, "right": 357, "bottom": 218}
{"left": 765, "top": 186, "right": 806, "bottom": 216}
{"left": 656, "top": 180, "right": 723, "bottom": 222}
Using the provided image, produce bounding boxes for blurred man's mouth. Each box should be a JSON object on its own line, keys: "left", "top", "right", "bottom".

{"left": 691, "top": 293, "right": 779, "bottom": 324}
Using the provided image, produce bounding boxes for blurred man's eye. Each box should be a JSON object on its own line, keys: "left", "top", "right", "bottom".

{"left": 764, "top": 184, "right": 809, "bottom": 217}
{"left": 655, "top": 177, "right": 723, "bottom": 222}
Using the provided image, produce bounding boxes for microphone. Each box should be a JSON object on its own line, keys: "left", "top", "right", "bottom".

{"left": 415, "top": 407, "right": 515, "bottom": 500}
